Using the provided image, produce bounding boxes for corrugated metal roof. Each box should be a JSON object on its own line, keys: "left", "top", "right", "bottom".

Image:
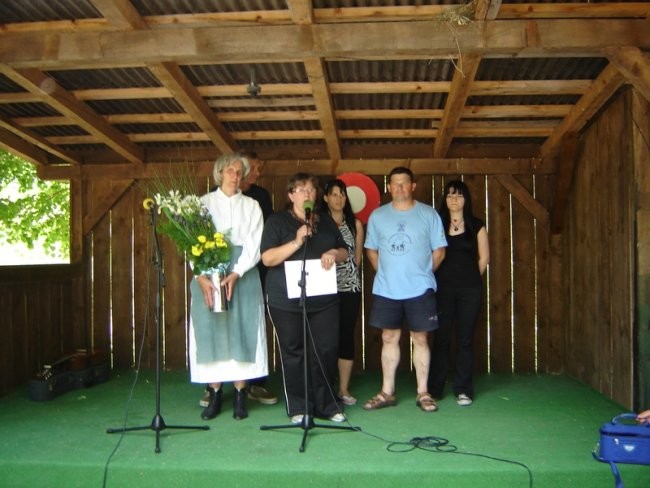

{"left": 0, "top": 0, "right": 645, "bottom": 165}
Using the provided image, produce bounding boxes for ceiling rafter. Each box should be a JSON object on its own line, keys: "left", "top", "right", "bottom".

{"left": 287, "top": 0, "right": 315, "bottom": 26}
{"left": 92, "top": 0, "right": 237, "bottom": 154}
{"left": 63, "top": 79, "right": 591, "bottom": 102}
{"left": 541, "top": 63, "right": 626, "bottom": 161}
{"left": 604, "top": 46, "right": 650, "bottom": 102}
{"left": 0, "top": 20, "right": 648, "bottom": 69}
{"left": 149, "top": 62, "right": 237, "bottom": 153}
{"left": 89, "top": 0, "right": 147, "bottom": 30}
{"left": 0, "top": 66, "right": 143, "bottom": 163}
{"left": 0, "top": 1, "right": 647, "bottom": 172}
{"left": 1, "top": 3, "right": 648, "bottom": 35}
{"left": 433, "top": 55, "right": 482, "bottom": 158}
{"left": 0, "top": 113, "right": 78, "bottom": 165}
{"left": 0, "top": 126, "right": 52, "bottom": 167}
{"left": 304, "top": 57, "right": 341, "bottom": 161}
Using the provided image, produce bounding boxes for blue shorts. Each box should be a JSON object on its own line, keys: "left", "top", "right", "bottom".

{"left": 368, "top": 289, "right": 439, "bottom": 332}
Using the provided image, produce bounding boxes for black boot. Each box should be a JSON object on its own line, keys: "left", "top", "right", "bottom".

{"left": 201, "top": 386, "right": 222, "bottom": 420}
{"left": 233, "top": 388, "right": 248, "bottom": 420}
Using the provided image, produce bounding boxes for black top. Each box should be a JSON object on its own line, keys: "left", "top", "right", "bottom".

{"left": 244, "top": 184, "right": 273, "bottom": 287}
{"left": 261, "top": 210, "right": 346, "bottom": 312}
{"left": 435, "top": 216, "right": 484, "bottom": 289}
{"left": 244, "top": 184, "right": 273, "bottom": 221}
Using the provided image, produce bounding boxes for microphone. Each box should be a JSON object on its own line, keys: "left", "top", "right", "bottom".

{"left": 303, "top": 200, "right": 314, "bottom": 225}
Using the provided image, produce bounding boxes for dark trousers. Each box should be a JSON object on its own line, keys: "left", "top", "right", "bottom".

{"left": 428, "top": 286, "right": 482, "bottom": 398}
{"left": 338, "top": 291, "right": 361, "bottom": 360}
{"left": 269, "top": 303, "right": 340, "bottom": 418}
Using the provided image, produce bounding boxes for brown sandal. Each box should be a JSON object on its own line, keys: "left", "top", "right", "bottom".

{"left": 416, "top": 393, "right": 438, "bottom": 412}
{"left": 363, "top": 391, "right": 397, "bottom": 410}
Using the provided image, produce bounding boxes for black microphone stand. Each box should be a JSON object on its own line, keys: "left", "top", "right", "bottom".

{"left": 260, "top": 229, "right": 358, "bottom": 452}
{"left": 107, "top": 205, "right": 209, "bottom": 453}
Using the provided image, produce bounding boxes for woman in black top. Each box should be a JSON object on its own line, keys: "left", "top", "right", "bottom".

{"left": 427, "top": 180, "right": 489, "bottom": 406}
{"left": 260, "top": 173, "right": 349, "bottom": 424}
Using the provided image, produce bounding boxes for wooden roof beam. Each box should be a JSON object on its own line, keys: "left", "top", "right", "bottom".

{"left": 433, "top": 55, "right": 482, "bottom": 158}
{"left": 287, "top": 0, "right": 315, "bottom": 25}
{"left": 475, "top": 0, "right": 503, "bottom": 21}
{"left": 495, "top": 174, "right": 549, "bottom": 226}
{"left": 0, "top": 20, "right": 648, "bottom": 68}
{"left": 604, "top": 46, "right": 650, "bottom": 102}
{"left": 304, "top": 57, "right": 341, "bottom": 162}
{"left": 89, "top": 0, "right": 148, "bottom": 30}
{"left": 148, "top": 62, "right": 236, "bottom": 153}
{"left": 541, "top": 63, "right": 625, "bottom": 160}
{"left": 0, "top": 126, "right": 49, "bottom": 167}
{"left": 0, "top": 66, "right": 144, "bottom": 163}
{"left": 39, "top": 156, "right": 548, "bottom": 181}
{"left": 13, "top": 105, "right": 571, "bottom": 128}
{"left": 82, "top": 179, "right": 133, "bottom": 233}
{"left": 4, "top": 4, "right": 647, "bottom": 35}
{"left": 93, "top": 1, "right": 235, "bottom": 154}
{"left": 62, "top": 79, "right": 588, "bottom": 102}
{"left": 0, "top": 114, "right": 79, "bottom": 165}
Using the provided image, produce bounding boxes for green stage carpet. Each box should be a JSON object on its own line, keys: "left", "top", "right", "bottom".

{"left": 0, "top": 371, "right": 646, "bottom": 488}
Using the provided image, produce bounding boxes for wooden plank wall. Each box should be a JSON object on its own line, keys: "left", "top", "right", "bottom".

{"left": 0, "top": 265, "right": 84, "bottom": 395}
{"left": 562, "top": 88, "right": 636, "bottom": 407}
{"left": 633, "top": 91, "right": 650, "bottom": 410}
{"left": 80, "top": 169, "right": 552, "bottom": 380}
{"left": 3, "top": 90, "right": 646, "bottom": 407}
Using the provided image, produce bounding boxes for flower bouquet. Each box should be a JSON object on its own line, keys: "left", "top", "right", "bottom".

{"left": 143, "top": 189, "right": 231, "bottom": 311}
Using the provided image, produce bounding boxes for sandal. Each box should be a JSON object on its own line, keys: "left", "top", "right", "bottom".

{"left": 363, "top": 391, "right": 397, "bottom": 410}
{"left": 416, "top": 393, "right": 438, "bottom": 412}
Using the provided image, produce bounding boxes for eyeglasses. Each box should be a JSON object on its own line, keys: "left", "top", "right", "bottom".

{"left": 293, "top": 187, "right": 316, "bottom": 195}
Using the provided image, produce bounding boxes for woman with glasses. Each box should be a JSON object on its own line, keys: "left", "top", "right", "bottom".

{"left": 427, "top": 180, "right": 489, "bottom": 407}
{"left": 260, "top": 173, "right": 349, "bottom": 425}
{"left": 190, "top": 153, "right": 267, "bottom": 421}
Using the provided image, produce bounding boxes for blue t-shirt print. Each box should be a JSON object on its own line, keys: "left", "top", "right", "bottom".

{"left": 388, "top": 223, "right": 411, "bottom": 256}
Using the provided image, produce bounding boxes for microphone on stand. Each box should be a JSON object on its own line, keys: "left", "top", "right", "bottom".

{"left": 303, "top": 200, "right": 314, "bottom": 226}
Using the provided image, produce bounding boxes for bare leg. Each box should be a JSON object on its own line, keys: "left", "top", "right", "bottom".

{"left": 411, "top": 330, "right": 431, "bottom": 394}
{"left": 381, "top": 329, "right": 402, "bottom": 395}
{"left": 338, "top": 358, "right": 354, "bottom": 397}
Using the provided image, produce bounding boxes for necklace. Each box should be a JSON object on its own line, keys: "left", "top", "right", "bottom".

{"left": 451, "top": 219, "right": 464, "bottom": 232}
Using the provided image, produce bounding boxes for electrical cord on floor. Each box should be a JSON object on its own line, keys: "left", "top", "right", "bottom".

{"left": 352, "top": 427, "right": 534, "bottom": 488}
{"left": 269, "top": 303, "right": 533, "bottom": 486}
{"left": 100, "top": 239, "right": 154, "bottom": 488}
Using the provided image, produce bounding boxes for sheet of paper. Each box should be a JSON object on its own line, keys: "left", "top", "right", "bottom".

{"left": 284, "top": 259, "right": 338, "bottom": 299}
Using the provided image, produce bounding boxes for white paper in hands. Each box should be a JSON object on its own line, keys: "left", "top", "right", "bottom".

{"left": 284, "top": 259, "right": 337, "bottom": 298}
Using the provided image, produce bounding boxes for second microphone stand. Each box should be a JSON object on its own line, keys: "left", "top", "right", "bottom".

{"left": 260, "top": 233, "right": 357, "bottom": 452}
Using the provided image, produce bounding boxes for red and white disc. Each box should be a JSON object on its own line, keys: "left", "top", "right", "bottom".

{"left": 338, "top": 172, "right": 380, "bottom": 224}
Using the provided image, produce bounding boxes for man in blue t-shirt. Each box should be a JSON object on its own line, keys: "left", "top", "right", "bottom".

{"left": 363, "top": 167, "right": 447, "bottom": 413}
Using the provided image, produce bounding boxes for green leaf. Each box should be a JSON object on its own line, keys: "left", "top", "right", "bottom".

{"left": 0, "top": 150, "right": 70, "bottom": 259}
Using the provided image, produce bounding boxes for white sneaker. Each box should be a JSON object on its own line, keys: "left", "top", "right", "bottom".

{"left": 291, "top": 414, "right": 304, "bottom": 425}
{"left": 456, "top": 394, "right": 473, "bottom": 406}
{"left": 329, "top": 412, "right": 346, "bottom": 422}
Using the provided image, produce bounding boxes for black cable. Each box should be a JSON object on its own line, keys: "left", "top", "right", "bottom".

{"left": 270, "top": 301, "right": 532, "bottom": 485}
{"left": 354, "top": 428, "right": 533, "bottom": 488}
{"left": 100, "top": 233, "right": 154, "bottom": 488}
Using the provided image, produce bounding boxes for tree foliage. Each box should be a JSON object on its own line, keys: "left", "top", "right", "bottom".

{"left": 0, "top": 150, "right": 70, "bottom": 258}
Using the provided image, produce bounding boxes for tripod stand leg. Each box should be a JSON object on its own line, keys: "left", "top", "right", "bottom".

{"left": 107, "top": 412, "right": 210, "bottom": 453}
